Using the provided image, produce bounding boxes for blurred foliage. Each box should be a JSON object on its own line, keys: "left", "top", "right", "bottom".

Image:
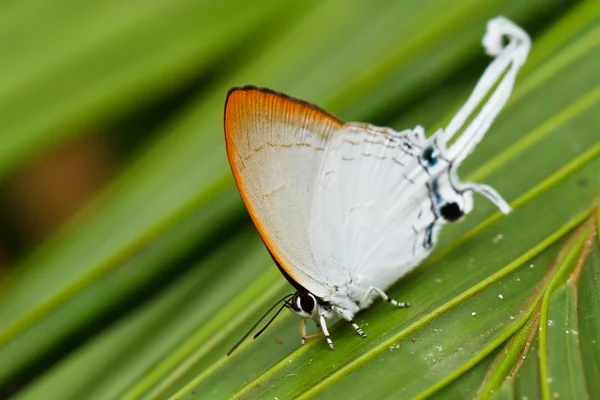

{"left": 0, "top": 0, "right": 599, "bottom": 399}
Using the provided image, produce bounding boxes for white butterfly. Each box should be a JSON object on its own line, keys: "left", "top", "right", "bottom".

{"left": 225, "top": 17, "right": 530, "bottom": 353}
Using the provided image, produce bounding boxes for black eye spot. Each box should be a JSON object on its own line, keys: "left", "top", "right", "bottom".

{"left": 299, "top": 293, "right": 315, "bottom": 313}
{"left": 422, "top": 146, "right": 438, "bottom": 167}
{"left": 440, "top": 202, "right": 463, "bottom": 221}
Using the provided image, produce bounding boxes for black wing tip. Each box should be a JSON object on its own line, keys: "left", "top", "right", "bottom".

{"left": 225, "top": 85, "right": 275, "bottom": 107}
{"left": 224, "top": 85, "right": 344, "bottom": 125}
{"left": 226, "top": 85, "right": 291, "bottom": 100}
{"left": 227, "top": 84, "right": 263, "bottom": 96}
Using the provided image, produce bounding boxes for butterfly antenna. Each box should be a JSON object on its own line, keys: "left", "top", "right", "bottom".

{"left": 227, "top": 294, "right": 294, "bottom": 356}
{"left": 252, "top": 297, "right": 293, "bottom": 340}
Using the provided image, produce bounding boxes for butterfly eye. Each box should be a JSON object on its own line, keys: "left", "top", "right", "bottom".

{"left": 291, "top": 293, "right": 316, "bottom": 315}
{"left": 422, "top": 146, "right": 438, "bottom": 167}
{"left": 299, "top": 293, "right": 316, "bottom": 313}
{"left": 439, "top": 202, "right": 464, "bottom": 222}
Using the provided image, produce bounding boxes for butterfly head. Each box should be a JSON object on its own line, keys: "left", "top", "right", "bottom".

{"left": 288, "top": 292, "right": 318, "bottom": 318}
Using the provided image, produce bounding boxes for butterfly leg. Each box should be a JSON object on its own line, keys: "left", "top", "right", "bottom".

{"left": 364, "top": 286, "right": 410, "bottom": 308}
{"left": 299, "top": 318, "right": 323, "bottom": 345}
{"left": 319, "top": 313, "right": 335, "bottom": 350}
{"left": 332, "top": 306, "right": 368, "bottom": 339}
{"left": 350, "top": 321, "right": 367, "bottom": 338}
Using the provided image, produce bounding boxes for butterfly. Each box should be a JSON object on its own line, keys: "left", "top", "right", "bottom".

{"left": 225, "top": 17, "right": 530, "bottom": 354}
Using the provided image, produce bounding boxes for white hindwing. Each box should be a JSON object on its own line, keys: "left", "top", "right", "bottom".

{"left": 309, "top": 124, "right": 437, "bottom": 307}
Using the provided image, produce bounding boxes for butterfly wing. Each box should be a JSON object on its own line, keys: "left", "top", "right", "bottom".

{"left": 308, "top": 123, "right": 437, "bottom": 298}
{"left": 225, "top": 86, "right": 344, "bottom": 298}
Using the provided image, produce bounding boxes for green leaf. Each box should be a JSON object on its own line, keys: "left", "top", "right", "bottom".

{"left": 513, "top": 331, "right": 543, "bottom": 400}
{"left": 544, "top": 284, "right": 587, "bottom": 399}
{"left": 2, "top": 0, "right": 600, "bottom": 398}
{"left": 577, "top": 222, "right": 600, "bottom": 399}
{"left": 476, "top": 307, "right": 540, "bottom": 399}
{"left": 475, "top": 214, "right": 596, "bottom": 400}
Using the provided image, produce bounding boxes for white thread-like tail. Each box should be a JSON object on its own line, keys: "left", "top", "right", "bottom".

{"left": 442, "top": 17, "right": 530, "bottom": 215}
{"left": 443, "top": 17, "right": 531, "bottom": 161}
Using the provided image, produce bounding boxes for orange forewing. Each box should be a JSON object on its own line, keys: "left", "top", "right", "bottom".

{"left": 224, "top": 86, "right": 343, "bottom": 285}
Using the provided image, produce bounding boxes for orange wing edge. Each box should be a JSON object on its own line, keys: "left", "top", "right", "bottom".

{"left": 223, "top": 85, "right": 343, "bottom": 293}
